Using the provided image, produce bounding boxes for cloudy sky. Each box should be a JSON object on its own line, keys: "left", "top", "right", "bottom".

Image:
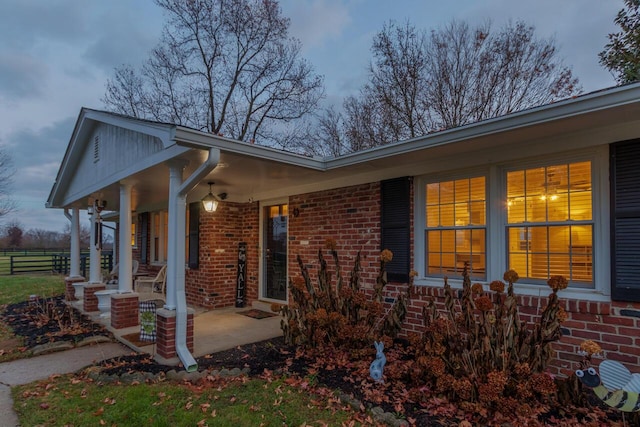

{"left": 0, "top": 0, "right": 623, "bottom": 234}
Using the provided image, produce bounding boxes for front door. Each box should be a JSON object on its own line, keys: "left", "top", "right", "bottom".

{"left": 262, "top": 203, "right": 288, "bottom": 301}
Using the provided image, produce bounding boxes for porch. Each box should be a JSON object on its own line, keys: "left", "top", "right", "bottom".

{"left": 71, "top": 294, "right": 283, "bottom": 361}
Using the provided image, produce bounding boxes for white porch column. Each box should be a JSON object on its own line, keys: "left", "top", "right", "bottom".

{"left": 165, "top": 161, "right": 186, "bottom": 310}
{"left": 64, "top": 207, "right": 82, "bottom": 278}
{"left": 88, "top": 205, "right": 102, "bottom": 284}
{"left": 118, "top": 182, "right": 134, "bottom": 293}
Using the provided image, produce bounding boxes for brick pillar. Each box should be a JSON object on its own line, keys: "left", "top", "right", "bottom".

{"left": 155, "top": 308, "right": 195, "bottom": 362}
{"left": 83, "top": 284, "right": 105, "bottom": 312}
{"left": 64, "top": 276, "right": 85, "bottom": 301}
{"left": 110, "top": 293, "right": 140, "bottom": 329}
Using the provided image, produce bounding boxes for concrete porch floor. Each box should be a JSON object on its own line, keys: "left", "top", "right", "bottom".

{"left": 74, "top": 293, "right": 283, "bottom": 360}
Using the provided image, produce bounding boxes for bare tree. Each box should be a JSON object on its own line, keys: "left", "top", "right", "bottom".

{"left": 341, "top": 20, "right": 581, "bottom": 149}
{"left": 3, "top": 221, "right": 23, "bottom": 248}
{"left": 62, "top": 223, "right": 91, "bottom": 249}
{"left": 0, "top": 145, "right": 16, "bottom": 223}
{"left": 297, "top": 106, "right": 350, "bottom": 157}
{"left": 103, "top": 0, "right": 324, "bottom": 150}
{"left": 599, "top": 0, "right": 640, "bottom": 84}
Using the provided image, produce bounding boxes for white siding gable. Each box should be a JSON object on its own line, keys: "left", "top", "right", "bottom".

{"left": 65, "top": 122, "right": 165, "bottom": 200}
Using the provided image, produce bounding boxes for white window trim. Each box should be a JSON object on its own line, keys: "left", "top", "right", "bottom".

{"left": 131, "top": 215, "right": 138, "bottom": 249}
{"left": 150, "top": 211, "right": 167, "bottom": 265}
{"left": 413, "top": 146, "right": 611, "bottom": 302}
{"left": 258, "top": 197, "right": 289, "bottom": 304}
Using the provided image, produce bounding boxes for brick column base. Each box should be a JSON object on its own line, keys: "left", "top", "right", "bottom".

{"left": 155, "top": 308, "right": 195, "bottom": 363}
{"left": 110, "top": 293, "right": 140, "bottom": 329}
{"left": 83, "top": 284, "right": 105, "bottom": 312}
{"left": 64, "top": 276, "right": 85, "bottom": 301}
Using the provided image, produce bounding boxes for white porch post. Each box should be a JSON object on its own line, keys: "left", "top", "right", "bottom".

{"left": 165, "top": 161, "right": 186, "bottom": 310}
{"left": 64, "top": 207, "right": 82, "bottom": 278}
{"left": 88, "top": 205, "right": 102, "bottom": 283}
{"left": 118, "top": 182, "right": 133, "bottom": 293}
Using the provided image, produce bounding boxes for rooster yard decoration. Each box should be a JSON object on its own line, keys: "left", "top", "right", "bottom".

{"left": 576, "top": 360, "right": 640, "bottom": 412}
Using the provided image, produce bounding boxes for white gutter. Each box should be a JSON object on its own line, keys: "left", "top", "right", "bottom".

{"left": 166, "top": 148, "right": 220, "bottom": 372}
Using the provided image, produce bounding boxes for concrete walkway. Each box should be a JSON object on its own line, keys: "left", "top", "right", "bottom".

{"left": 0, "top": 302, "right": 283, "bottom": 426}
{"left": 0, "top": 342, "right": 129, "bottom": 427}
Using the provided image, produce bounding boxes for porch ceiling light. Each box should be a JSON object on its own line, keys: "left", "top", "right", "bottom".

{"left": 202, "top": 182, "right": 219, "bottom": 212}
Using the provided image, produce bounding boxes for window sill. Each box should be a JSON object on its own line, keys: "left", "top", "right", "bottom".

{"left": 414, "top": 277, "right": 611, "bottom": 302}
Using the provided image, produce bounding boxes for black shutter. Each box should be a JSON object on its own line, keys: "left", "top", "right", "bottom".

{"left": 611, "top": 140, "right": 640, "bottom": 302}
{"left": 188, "top": 202, "right": 200, "bottom": 269}
{"left": 139, "top": 212, "right": 149, "bottom": 264}
{"left": 381, "top": 177, "right": 411, "bottom": 283}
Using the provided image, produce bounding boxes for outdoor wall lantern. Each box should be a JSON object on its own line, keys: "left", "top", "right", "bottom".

{"left": 202, "top": 182, "right": 227, "bottom": 212}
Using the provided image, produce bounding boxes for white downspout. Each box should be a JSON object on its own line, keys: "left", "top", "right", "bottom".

{"left": 63, "top": 208, "right": 82, "bottom": 278}
{"left": 167, "top": 148, "right": 220, "bottom": 372}
{"left": 118, "top": 182, "right": 133, "bottom": 293}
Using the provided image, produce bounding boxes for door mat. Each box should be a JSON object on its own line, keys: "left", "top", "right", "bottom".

{"left": 238, "top": 309, "right": 277, "bottom": 319}
{"left": 121, "top": 332, "right": 155, "bottom": 347}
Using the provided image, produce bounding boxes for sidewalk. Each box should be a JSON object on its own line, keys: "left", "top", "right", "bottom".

{"left": 0, "top": 342, "right": 129, "bottom": 427}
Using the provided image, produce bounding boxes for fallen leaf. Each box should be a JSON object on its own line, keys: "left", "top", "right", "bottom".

{"left": 39, "top": 403, "right": 49, "bottom": 410}
{"left": 93, "top": 407, "right": 104, "bottom": 416}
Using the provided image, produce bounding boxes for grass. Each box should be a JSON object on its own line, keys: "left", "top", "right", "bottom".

{"left": 0, "top": 274, "right": 66, "bottom": 305}
{"left": 1, "top": 277, "right": 376, "bottom": 425}
{"left": 13, "top": 374, "right": 367, "bottom": 426}
{"left": 0, "top": 275, "right": 66, "bottom": 362}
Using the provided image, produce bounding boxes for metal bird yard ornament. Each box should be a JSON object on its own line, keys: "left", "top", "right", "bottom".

{"left": 369, "top": 341, "right": 386, "bottom": 383}
{"left": 576, "top": 360, "right": 640, "bottom": 413}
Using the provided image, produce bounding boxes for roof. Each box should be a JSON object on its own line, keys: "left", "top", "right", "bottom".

{"left": 46, "top": 83, "right": 640, "bottom": 212}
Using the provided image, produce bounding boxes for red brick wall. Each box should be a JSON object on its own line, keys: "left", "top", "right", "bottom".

{"left": 157, "top": 179, "right": 640, "bottom": 375}
{"left": 288, "top": 183, "right": 383, "bottom": 287}
{"left": 156, "top": 310, "right": 194, "bottom": 359}
{"left": 83, "top": 284, "right": 105, "bottom": 312}
{"left": 385, "top": 282, "right": 640, "bottom": 375}
{"left": 186, "top": 202, "right": 259, "bottom": 308}
{"left": 240, "top": 202, "right": 260, "bottom": 303}
{"left": 110, "top": 294, "right": 139, "bottom": 329}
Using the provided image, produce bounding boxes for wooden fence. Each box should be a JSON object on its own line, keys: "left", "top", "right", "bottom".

{"left": 0, "top": 251, "right": 113, "bottom": 276}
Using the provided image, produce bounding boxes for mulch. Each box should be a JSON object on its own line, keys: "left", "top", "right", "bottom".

{"left": 2, "top": 295, "right": 635, "bottom": 426}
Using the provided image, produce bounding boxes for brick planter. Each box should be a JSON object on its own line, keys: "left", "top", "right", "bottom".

{"left": 64, "top": 276, "right": 85, "bottom": 301}
{"left": 155, "top": 308, "right": 195, "bottom": 363}
{"left": 110, "top": 293, "right": 140, "bottom": 329}
{"left": 83, "top": 284, "right": 105, "bottom": 312}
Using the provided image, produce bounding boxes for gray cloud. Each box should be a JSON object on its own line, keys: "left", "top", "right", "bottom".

{"left": 1, "top": 117, "right": 76, "bottom": 231}
{"left": 0, "top": 0, "right": 88, "bottom": 50}
{"left": 0, "top": 52, "right": 48, "bottom": 99}
{"left": 80, "top": 3, "right": 164, "bottom": 71}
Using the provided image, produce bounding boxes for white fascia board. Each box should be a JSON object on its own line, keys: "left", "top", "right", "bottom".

{"left": 173, "top": 127, "right": 327, "bottom": 171}
{"left": 325, "top": 83, "right": 640, "bottom": 170}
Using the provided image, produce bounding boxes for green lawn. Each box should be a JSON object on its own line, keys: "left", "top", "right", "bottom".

{"left": 13, "top": 373, "right": 369, "bottom": 426}
{"left": 0, "top": 274, "right": 66, "bottom": 305}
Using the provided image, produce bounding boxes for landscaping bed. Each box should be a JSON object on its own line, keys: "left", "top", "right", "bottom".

{"left": 1, "top": 295, "right": 634, "bottom": 426}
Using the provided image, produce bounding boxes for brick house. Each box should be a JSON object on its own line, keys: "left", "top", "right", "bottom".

{"left": 47, "top": 83, "right": 640, "bottom": 372}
